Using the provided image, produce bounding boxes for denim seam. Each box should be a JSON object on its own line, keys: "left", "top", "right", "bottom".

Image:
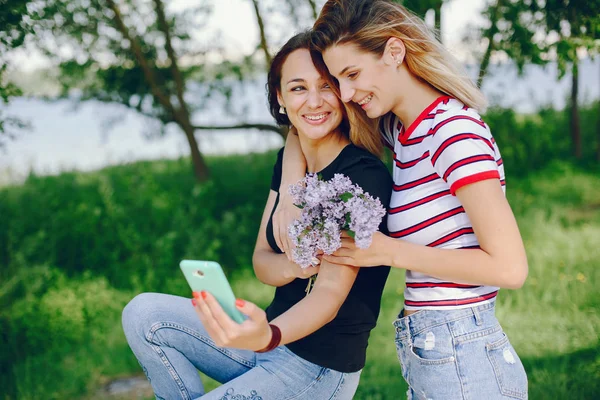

{"left": 147, "top": 321, "right": 255, "bottom": 368}
{"left": 407, "top": 344, "right": 456, "bottom": 366}
{"left": 485, "top": 335, "right": 527, "bottom": 399}
{"left": 453, "top": 324, "right": 502, "bottom": 344}
{"left": 329, "top": 373, "right": 346, "bottom": 400}
{"left": 452, "top": 335, "right": 467, "bottom": 400}
{"left": 394, "top": 313, "right": 474, "bottom": 342}
{"left": 149, "top": 343, "right": 191, "bottom": 400}
{"left": 284, "top": 367, "right": 329, "bottom": 400}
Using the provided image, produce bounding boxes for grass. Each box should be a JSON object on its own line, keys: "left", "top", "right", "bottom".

{"left": 1, "top": 153, "right": 599, "bottom": 400}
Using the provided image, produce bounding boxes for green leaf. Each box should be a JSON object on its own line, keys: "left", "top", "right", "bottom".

{"left": 340, "top": 192, "right": 353, "bottom": 202}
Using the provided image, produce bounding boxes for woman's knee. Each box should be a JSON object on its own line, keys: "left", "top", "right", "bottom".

{"left": 122, "top": 292, "right": 165, "bottom": 339}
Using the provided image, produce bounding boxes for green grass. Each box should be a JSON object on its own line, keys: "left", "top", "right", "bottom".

{"left": 1, "top": 153, "right": 599, "bottom": 400}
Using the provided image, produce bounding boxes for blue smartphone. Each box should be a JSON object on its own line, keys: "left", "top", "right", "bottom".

{"left": 180, "top": 260, "right": 245, "bottom": 324}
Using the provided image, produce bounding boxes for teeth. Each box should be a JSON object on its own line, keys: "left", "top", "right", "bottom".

{"left": 358, "top": 94, "right": 373, "bottom": 105}
{"left": 305, "top": 113, "right": 327, "bottom": 121}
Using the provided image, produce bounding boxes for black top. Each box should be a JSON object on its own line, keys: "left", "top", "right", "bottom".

{"left": 265, "top": 144, "right": 393, "bottom": 373}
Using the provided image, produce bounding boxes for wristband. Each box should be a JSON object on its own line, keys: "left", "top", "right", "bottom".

{"left": 256, "top": 324, "right": 282, "bottom": 353}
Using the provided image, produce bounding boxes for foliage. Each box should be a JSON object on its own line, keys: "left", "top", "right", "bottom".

{"left": 485, "top": 101, "right": 599, "bottom": 176}
{"left": 0, "top": 136, "right": 599, "bottom": 398}
{"left": 0, "top": 0, "right": 324, "bottom": 180}
{"left": 476, "top": 0, "right": 600, "bottom": 78}
{"left": 0, "top": 0, "right": 32, "bottom": 145}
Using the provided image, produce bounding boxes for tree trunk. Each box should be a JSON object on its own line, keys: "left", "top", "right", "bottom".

{"left": 435, "top": 3, "right": 442, "bottom": 43}
{"left": 570, "top": 60, "right": 581, "bottom": 159}
{"left": 597, "top": 64, "right": 600, "bottom": 162}
{"left": 250, "top": 0, "right": 271, "bottom": 65}
{"left": 181, "top": 120, "right": 210, "bottom": 181}
{"left": 477, "top": 0, "right": 503, "bottom": 88}
{"left": 307, "top": 0, "right": 318, "bottom": 20}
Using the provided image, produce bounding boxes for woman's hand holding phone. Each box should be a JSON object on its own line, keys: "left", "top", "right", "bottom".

{"left": 192, "top": 291, "right": 273, "bottom": 352}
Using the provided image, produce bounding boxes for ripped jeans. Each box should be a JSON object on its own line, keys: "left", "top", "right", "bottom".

{"left": 394, "top": 301, "right": 528, "bottom": 400}
{"left": 122, "top": 293, "right": 360, "bottom": 400}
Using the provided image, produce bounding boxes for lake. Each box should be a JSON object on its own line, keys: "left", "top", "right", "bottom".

{"left": 1, "top": 58, "right": 598, "bottom": 184}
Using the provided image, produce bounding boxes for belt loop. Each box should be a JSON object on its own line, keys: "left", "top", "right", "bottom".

{"left": 473, "top": 306, "right": 483, "bottom": 326}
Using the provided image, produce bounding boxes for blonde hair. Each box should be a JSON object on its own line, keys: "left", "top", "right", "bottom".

{"left": 312, "top": 0, "right": 487, "bottom": 111}
{"left": 311, "top": 47, "right": 383, "bottom": 156}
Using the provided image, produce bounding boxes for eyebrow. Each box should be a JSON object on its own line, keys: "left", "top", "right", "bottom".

{"left": 286, "top": 78, "right": 306, "bottom": 84}
{"left": 338, "top": 65, "right": 357, "bottom": 76}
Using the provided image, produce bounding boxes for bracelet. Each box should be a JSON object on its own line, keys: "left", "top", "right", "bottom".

{"left": 256, "top": 324, "right": 282, "bottom": 353}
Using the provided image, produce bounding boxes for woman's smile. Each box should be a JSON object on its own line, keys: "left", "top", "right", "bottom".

{"left": 302, "top": 112, "right": 332, "bottom": 125}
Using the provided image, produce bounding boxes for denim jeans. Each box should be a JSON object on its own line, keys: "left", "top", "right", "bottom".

{"left": 393, "top": 301, "right": 528, "bottom": 400}
{"left": 122, "top": 293, "right": 361, "bottom": 400}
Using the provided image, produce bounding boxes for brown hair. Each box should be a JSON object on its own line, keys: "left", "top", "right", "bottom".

{"left": 311, "top": 0, "right": 487, "bottom": 111}
{"left": 266, "top": 31, "right": 382, "bottom": 156}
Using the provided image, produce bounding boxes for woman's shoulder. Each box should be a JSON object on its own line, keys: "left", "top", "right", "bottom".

{"left": 430, "top": 101, "right": 492, "bottom": 141}
{"left": 337, "top": 144, "right": 389, "bottom": 173}
{"left": 334, "top": 144, "right": 392, "bottom": 202}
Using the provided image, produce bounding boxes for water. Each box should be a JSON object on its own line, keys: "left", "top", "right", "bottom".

{"left": 1, "top": 58, "right": 598, "bottom": 184}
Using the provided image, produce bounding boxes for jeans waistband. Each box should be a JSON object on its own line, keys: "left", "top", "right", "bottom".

{"left": 393, "top": 300, "right": 496, "bottom": 339}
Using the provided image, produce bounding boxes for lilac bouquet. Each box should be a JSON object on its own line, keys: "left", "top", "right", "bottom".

{"left": 287, "top": 173, "right": 386, "bottom": 269}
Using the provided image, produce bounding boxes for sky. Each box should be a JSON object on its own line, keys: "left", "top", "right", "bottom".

{"left": 8, "top": 0, "right": 487, "bottom": 71}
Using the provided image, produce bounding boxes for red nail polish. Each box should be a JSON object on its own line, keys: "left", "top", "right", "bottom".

{"left": 191, "top": 299, "right": 197, "bottom": 306}
{"left": 192, "top": 291, "right": 201, "bottom": 299}
{"left": 235, "top": 299, "right": 245, "bottom": 307}
{"left": 201, "top": 291, "right": 207, "bottom": 299}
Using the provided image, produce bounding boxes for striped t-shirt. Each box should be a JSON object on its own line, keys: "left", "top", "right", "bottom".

{"left": 381, "top": 96, "right": 505, "bottom": 310}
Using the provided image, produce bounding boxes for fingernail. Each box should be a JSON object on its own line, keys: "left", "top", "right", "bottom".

{"left": 192, "top": 291, "right": 201, "bottom": 299}
{"left": 201, "top": 291, "right": 207, "bottom": 299}
{"left": 235, "top": 299, "right": 245, "bottom": 307}
{"left": 191, "top": 299, "right": 197, "bottom": 306}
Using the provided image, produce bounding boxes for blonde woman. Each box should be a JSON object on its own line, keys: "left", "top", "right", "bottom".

{"left": 274, "top": 1, "right": 529, "bottom": 398}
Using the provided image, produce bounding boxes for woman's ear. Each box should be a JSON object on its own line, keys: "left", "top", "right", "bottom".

{"left": 277, "top": 91, "right": 284, "bottom": 108}
{"left": 383, "top": 37, "right": 406, "bottom": 67}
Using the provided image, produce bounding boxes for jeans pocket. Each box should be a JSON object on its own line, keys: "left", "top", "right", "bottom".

{"left": 486, "top": 333, "right": 528, "bottom": 399}
{"left": 409, "top": 326, "right": 456, "bottom": 365}
{"left": 397, "top": 327, "right": 462, "bottom": 399}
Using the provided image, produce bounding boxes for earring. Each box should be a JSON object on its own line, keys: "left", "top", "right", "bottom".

{"left": 279, "top": 106, "right": 286, "bottom": 114}
{"left": 397, "top": 59, "right": 402, "bottom": 65}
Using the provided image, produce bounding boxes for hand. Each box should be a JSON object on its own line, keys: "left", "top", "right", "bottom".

{"left": 323, "top": 231, "right": 392, "bottom": 267}
{"left": 192, "top": 291, "right": 272, "bottom": 351}
{"left": 272, "top": 192, "right": 301, "bottom": 261}
{"left": 283, "top": 260, "right": 320, "bottom": 280}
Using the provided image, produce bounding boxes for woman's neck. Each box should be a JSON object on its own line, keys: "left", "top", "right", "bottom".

{"left": 391, "top": 68, "right": 444, "bottom": 128}
{"left": 298, "top": 130, "right": 350, "bottom": 173}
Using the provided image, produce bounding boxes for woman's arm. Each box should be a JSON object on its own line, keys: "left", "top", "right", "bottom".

{"left": 325, "top": 179, "right": 528, "bottom": 289}
{"left": 193, "top": 260, "right": 358, "bottom": 351}
{"left": 253, "top": 190, "right": 319, "bottom": 287}
{"left": 270, "top": 260, "right": 359, "bottom": 344}
{"left": 272, "top": 132, "right": 307, "bottom": 258}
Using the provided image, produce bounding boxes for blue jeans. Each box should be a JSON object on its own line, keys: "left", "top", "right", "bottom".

{"left": 122, "top": 293, "right": 361, "bottom": 400}
{"left": 393, "top": 301, "right": 528, "bottom": 399}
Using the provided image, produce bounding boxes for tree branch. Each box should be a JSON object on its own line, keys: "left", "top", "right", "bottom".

{"left": 477, "top": 0, "right": 503, "bottom": 88}
{"left": 307, "top": 0, "right": 318, "bottom": 20}
{"left": 250, "top": 0, "right": 271, "bottom": 65}
{"left": 152, "top": 0, "right": 187, "bottom": 112}
{"left": 193, "top": 123, "right": 285, "bottom": 135}
{"left": 105, "top": 0, "right": 177, "bottom": 118}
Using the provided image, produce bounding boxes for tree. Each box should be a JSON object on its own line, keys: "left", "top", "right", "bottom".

{"left": 6, "top": 0, "right": 322, "bottom": 182}
{"left": 543, "top": 0, "right": 600, "bottom": 159}
{"left": 474, "top": 0, "right": 546, "bottom": 88}
{"left": 0, "top": 0, "right": 33, "bottom": 147}
{"left": 400, "top": 0, "right": 445, "bottom": 38}
{"left": 475, "top": 0, "right": 600, "bottom": 159}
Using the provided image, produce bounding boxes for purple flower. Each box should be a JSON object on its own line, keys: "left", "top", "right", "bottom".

{"left": 287, "top": 173, "right": 386, "bottom": 268}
